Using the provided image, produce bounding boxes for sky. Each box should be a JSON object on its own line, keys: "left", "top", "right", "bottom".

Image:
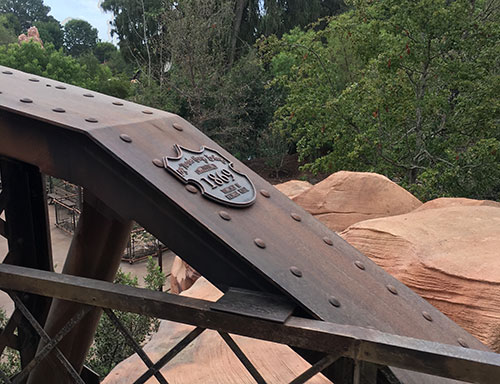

{"left": 43, "top": 0, "right": 117, "bottom": 43}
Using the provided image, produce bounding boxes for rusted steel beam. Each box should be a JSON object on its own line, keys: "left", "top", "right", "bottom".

{"left": 26, "top": 196, "right": 132, "bottom": 384}
{"left": 0, "top": 159, "right": 53, "bottom": 371}
{"left": 0, "top": 264, "right": 498, "bottom": 384}
{"left": 103, "top": 309, "right": 169, "bottom": 384}
{"left": 289, "top": 353, "right": 342, "bottom": 384}
{"left": 0, "top": 66, "right": 492, "bottom": 383}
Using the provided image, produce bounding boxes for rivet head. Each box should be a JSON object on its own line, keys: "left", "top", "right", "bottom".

{"left": 457, "top": 338, "right": 469, "bottom": 348}
{"left": 29, "top": 78, "right": 39, "bottom": 82}
{"left": 254, "top": 238, "right": 266, "bottom": 249}
{"left": 219, "top": 211, "right": 231, "bottom": 221}
{"left": 52, "top": 107, "right": 65, "bottom": 113}
{"left": 46, "top": 84, "right": 51, "bottom": 87}
{"left": 323, "top": 237, "right": 333, "bottom": 246}
{"left": 422, "top": 311, "right": 433, "bottom": 322}
{"left": 142, "top": 110, "right": 153, "bottom": 114}
{"left": 2, "top": 70, "right": 12, "bottom": 74}
{"left": 329, "top": 296, "right": 341, "bottom": 307}
{"left": 354, "top": 261, "right": 365, "bottom": 270}
{"left": 387, "top": 284, "right": 398, "bottom": 295}
{"left": 85, "top": 117, "right": 98, "bottom": 123}
{"left": 185, "top": 184, "right": 198, "bottom": 194}
{"left": 173, "top": 122, "right": 184, "bottom": 131}
{"left": 112, "top": 101, "right": 124, "bottom": 106}
{"left": 152, "top": 158, "right": 164, "bottom": 168}
{"left": 291, "top": 213, "right": 302, "bottom": 222}
{"left": 83, "top": 93, "right": 94, "bottom": 97}
{"left": 55, "top": 85, "right": 66, "bottom": 90}
{"left": 20, "top": 98, "right": 32, "bottom": 103}
{"left": 260, "top": 189, "right": 270, "bottom": 198}
{"left": 120, "top": 134, "right": 132, "bottom": 143}
{"left": 290, "top": 266, "right": 302, "bottom": 277}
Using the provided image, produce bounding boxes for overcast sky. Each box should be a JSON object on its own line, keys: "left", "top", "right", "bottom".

{"left": 44, "top": 0, "right": 116, "bottom": 43}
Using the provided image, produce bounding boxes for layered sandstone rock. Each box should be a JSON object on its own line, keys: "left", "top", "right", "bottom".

{"left": 170, "top": 256, "right": 201, "bottom": 294}
{"left": 103, "top": 278, "right": 330, "bottom": 384}
{"left": 274, "top": 180, "right": 312, "bottom": 199}
{"left": 413, "top": 197, "right": 500, "bottom": 212}
{"left": 293, "top": 171, "right": 422, "bottom": 232}
{"left": 340, "top": 206, "right": 500, "bottom": 352}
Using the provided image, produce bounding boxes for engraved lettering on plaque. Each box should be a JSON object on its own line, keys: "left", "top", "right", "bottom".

{"left": 164, "top": 145, "right": 256, "bottom": 207}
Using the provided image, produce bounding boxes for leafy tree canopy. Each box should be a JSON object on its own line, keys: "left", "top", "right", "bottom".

{"left": 35, "top": 19, "right": 63, "bottom": 49}
{"left": 63, "top": 18, "right": 98, "bottom": 57}
{"left": 261, "top": 0, "right": 500, "bottom": 200}
{"left": 0, "top": 0, "right": 51, "bottom": 33}
{"left": 0, "top": 14, "right": 16, "bottom": 45}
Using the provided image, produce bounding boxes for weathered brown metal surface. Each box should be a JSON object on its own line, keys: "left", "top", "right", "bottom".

{"left": 0, "top": 66, "right": 493, "bottom": 383}
{"left": 0, "top": 264, "right": 499, "bottom": 384}
{"left": 26, "top": 196, "right": 132, "bottom": 383}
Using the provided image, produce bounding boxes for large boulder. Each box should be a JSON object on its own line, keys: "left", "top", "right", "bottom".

{"left": 103, "top": 278, "right": 330, "bottom": 384}
{"left": 293, "top": 171, "right": 422, "bottom": 232}
{"left": 413, "top": 197, "right": 500, "bottom": 212}
{"left": 170, "top": 256, "right": 200, "bottom": 294}
{"left": 340, "top": 206, "right": 500, "bottom": 352}
{"left": 274, "top": 180, "right": 312, "bottom": 199}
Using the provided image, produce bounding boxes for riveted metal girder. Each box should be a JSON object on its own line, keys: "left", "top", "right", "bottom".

{"left": 0, "top": 66, "right": 492, "bottom": 383}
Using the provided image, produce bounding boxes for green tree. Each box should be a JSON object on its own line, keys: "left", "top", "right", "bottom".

{"left": 94, "top": 41, "right": 117, "bottom": 63}
{"left": 0, "top": 0, "right": 51, "bottom": 33}
{"left": 0, "top": 14, "right": 16, "bottom": 45}
{"left": 85, "top": 266, "right": 164, "bottom": 377}
{"left": 0, "top": 308, "right": 21, "bottom": 377}
{"left": 35, "top": 18, "right": 63, "bottom": 49}
{"left": 63, "top": 19, "right": 98, "bottom": 57}
{"left": 263, "top": 0, "right": 500, "bottom": 200}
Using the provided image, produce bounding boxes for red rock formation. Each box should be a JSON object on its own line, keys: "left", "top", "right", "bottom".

{"left": 170, "top": 256, "right": 200, "bottom": 294}
{"left": 293, "top": 171, "right": 422, "bottom": 232}
{"left": 413, "top": 197, "right": 500, "bottom": 212}
{"left": 274, "top": 180, "right": 312, "bottom": 199}
{"left": 103, "top": 278, "right": 330, "bottom": 384}
{"left": 341, "top": 206, "right": 500, "bottom": 352}
{"left": 18, "top": 26, "right": 44, "bottom": 47}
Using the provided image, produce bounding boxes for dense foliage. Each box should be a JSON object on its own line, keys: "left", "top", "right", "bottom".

{"left": 86, "top": 260, "right": 166, "bottom": 378}
{"left": 262, "top": 0, "right": 500, "bottom": 200}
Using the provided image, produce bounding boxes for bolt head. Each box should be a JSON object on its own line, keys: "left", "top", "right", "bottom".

{"left": 152, "top": 158, "right": 164, "bottom": 168}
{"left": 254, "top": 238, "right": 266, "bottom": 248}
{"left": 354, "top": 261, "right": 366, "bottom": 270}
{"left": 260, "top": 189, "right": 270, "bottom": 198}
{"left": 120, "top": 134, "right": 132, "bottom": 143}
{"left": 323, "top": 237, "right": 333, "bottom": 246}
{"left": 290, "top": 266, "right": 302, "bottom": 277}
{"left": 328, "top": 296, "right": 341, "bottom": 307}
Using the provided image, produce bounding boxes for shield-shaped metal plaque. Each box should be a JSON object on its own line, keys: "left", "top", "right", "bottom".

{"left": 163, "top": 145, "right": 256, "bottom": 207}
